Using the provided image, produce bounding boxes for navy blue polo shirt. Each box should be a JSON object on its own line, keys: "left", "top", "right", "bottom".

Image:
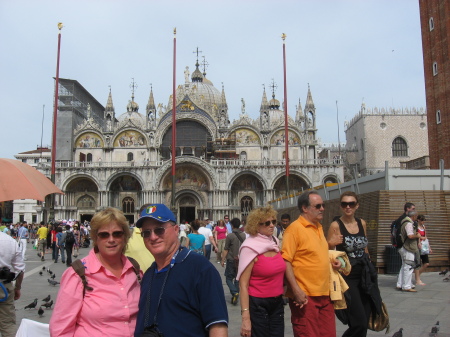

{"left": 134, "top": 247, "right": 228, "bottom": 337}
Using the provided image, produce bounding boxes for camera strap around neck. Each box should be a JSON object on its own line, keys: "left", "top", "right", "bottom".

{"left": 143, "top": 248, "right": 181, "bottom": 328}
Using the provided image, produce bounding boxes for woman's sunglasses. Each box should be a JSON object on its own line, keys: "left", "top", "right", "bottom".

{"left": 97, "top": 231, "right": 124, "bottom": 239}
{"left": 141, "top": 227, "right": 168, "bottom": 238}
{"left": 259, "top": 220, "right": 277, "bottom": 226}
{"left": 341, "top": 201, "right": 357, "bottom": 208}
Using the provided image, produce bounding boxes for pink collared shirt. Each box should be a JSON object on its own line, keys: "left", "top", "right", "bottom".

{"left": 50, "top": 249, "right": 142, "bottom": 337}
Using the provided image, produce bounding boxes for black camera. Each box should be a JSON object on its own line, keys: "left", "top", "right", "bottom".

{"left": 140, "top": 325, "right": 164, "bottom": 337}
{"left": 0, "top": 267, "right": 15, "bottom": 283}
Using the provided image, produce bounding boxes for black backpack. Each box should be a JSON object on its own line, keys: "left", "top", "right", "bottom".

{"left": 65, "top": 231, "right": 75, "bottom": 245}
{"left": 391, "top": 216, "right": 407, "bottom": 249}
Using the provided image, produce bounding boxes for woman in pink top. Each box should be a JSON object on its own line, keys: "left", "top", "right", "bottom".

{"left": 50, "top": 208, "right": 142, "bottom": 337}
{"left": 237, "top": 206, "right": 286, "bottom": 337}
{"left": 214, "top": 219, "right": 228, "bottom": 263}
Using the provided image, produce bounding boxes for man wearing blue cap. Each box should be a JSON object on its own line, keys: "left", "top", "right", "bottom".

{"left": 134, "top": 204, "right": 228, "bottom": 337}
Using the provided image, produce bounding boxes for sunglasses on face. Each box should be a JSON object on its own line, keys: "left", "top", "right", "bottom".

{"left": 341, "top": 201, "right": 357, "bottom": 208}
{"left": 97, "top": 231, "right": 124, "bottom": 239}
{"left": 259, "top": 219, "right": 277, "bottom": 226}
{"left": 141, "top": 226, "right": 168, "bottom": 238}
{"left": 311, "top": 203, "right": 325, "bottom": 210}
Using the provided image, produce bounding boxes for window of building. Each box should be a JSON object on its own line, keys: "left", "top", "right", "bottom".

{"left": 87, "top": 153, "right": 93, "bottom": 162}
{"left": 32, "top": 214, "right": 37, "bottom": 223}
{"left": 436, "top": 110, "right": 441, "bottom": 124}
{"left": 22, "top": 159, "right": 26, "bottom": 163}
{"left": 34, "top": 158, "right": 39, "bottom": 163}
{"left": 122, "top": 197, "right": 135, "bottom": 214}
{"left": 433, "top": 62, "right": 438, "bottom": 76}
{"left": 240, "top": 151, "right": 247, "bottom": 161}
{"left": 360, "top": 139, "right": 364, "bottom": 159}
{"left": 392, "top": 137, "right": 408, "bottom": 157}
{"left": 240, "top": 196, "right": 253, "bottom": 219}
{"left": 127, "top": 152, "right": 134, "bottom": 161}
{"left": 19, "top": 214, "right": 24, "bottom": 222}
{"left": 429, "top": 17, "right": 434, "bottom": 31}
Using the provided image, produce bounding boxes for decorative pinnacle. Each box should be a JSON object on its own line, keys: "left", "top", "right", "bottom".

{"left": 269, "top": 79, "right": 278, "bottom": 98}
{"left": 173, "top": 27, "right": 176, "bottom": 36}
{"left": 281, "top": 33, "right": 286, "bottom": 41}
{"left": 58, "top": 22, "right": 63, "bottom": 31}
{"left": 193, "top": 47, "right": 202, "bottom": 66}
{"left": 201, "top": 56, "right": 209, "bottom": 76}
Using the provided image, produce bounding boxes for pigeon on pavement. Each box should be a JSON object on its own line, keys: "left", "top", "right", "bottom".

{"left": 48, "top": 279, "right": 60, "bottom": 286}
{"left": 38, "top": 307, "right": 44, "bottom": 317}
{"left": 42, "top": 295, "right": 50, "bottom": 302}
{"left": 39, "top": 271, "right": 43, "bottom": 276}
{"left": 24, "top": 299, "right": 38, "bottom": 310}
{"left": 439, "top": 269, "right": 448, "bottom": 276}
{"left": 42, "top": 300, "right": 53, "bottom": 309}
{"left": 392, "top": 328, "right": 403, "bottom": 337}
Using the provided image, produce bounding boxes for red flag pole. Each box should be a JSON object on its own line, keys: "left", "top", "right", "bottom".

{"left": 51, "top": 23, "right": 63, "bottom": 182}
{"left": 171, "top": 28, "right": 177, "bottom": 211}
{"left": 282, "top": 33, "right": 290, "bottom": 196}
{"left": 50, "top": 23, "right": 63, "bottom": 222}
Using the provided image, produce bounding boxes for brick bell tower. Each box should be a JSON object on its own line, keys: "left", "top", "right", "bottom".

{"left": 419, "top": 0, "right": 450, "bottom": 169}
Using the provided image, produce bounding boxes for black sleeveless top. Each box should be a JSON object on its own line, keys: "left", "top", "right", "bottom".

{"left": 335, "top": 217, "right": 368, "bottom": 259}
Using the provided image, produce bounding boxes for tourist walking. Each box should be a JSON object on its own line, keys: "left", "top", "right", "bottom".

{"left": 237, "top": 206, "right": 285, "bottom": 337}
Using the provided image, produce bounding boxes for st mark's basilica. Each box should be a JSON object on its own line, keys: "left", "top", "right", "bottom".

{"left": 38, "top": 57, "right": 343, "bottom": 224}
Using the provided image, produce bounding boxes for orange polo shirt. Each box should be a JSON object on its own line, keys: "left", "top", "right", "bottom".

{"left": 281, "top": 215, "right": 330, "bottom": 297}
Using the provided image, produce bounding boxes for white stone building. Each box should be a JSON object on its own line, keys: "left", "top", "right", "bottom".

{"left": 17, "top": 59, "right": 344, "bottom": 224}
{"left": 345, "top": 103, "right": 428, "bottom": 176}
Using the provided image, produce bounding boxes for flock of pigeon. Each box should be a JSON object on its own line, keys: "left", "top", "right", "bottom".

{"left": 23, "top": 266, "right": 59, "bottom": 317}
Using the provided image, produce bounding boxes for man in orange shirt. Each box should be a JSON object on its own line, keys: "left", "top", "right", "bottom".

{"left": 282, "top": 191, "right": 341, "bottom": 337}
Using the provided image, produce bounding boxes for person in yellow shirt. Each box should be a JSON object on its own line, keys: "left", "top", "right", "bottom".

{"left": 36, "top": 223, "right": 49, "bottom": 261}
{"left": 124, "top": 204, "right": 155, "bottom": 273}
{"left": 282, "top": 191, "right": 342, "bottom": 337}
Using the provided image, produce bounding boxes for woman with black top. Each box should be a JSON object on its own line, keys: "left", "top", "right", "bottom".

{"left": 327, "top": 191, "right": 370, "bottom": 337}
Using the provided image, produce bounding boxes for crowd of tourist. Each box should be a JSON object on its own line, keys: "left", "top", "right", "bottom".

{"left": 0, "top": 192, "right": 434, "bottom": 337}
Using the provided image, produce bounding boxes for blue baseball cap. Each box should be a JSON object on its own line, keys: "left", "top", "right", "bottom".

{"left": 135, "top": 204, "right": 176, "bottom": 228}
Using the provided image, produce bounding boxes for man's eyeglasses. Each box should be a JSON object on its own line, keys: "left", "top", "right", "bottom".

{"left": 97, "top": 231, "right": 124, "bottom": 239}
{"left": 141, "top": 227, "right": 168, "bottom": 238}
{"left": 341, "top": 201, "right": 357, "bottom": 208}
{"left": 259, "top": 220, "right": 277, "bottom": 226}
{"left": 311, "top": 203, "right": 326, "bottom": 210}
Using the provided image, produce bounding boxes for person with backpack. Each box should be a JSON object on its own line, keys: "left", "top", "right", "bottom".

{"left": 221, "top": 217, "right": 246, "bottom": 305}
{"left": 63, "top": 225, "right": 76, "bottom": 267}
{"left": 50, "top": 208, "right": 141, "bottom": 337}
{"left": 396, "top": 211, "right": 421, "bottom": 292}
{"left": 391, "top": 202, "right": 416, "bottom": 250}
{"left": 237, "top": 206, "right": 285, "bottom": 337}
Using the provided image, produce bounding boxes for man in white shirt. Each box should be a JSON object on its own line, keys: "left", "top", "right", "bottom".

{"left": 198, "top": 220, "right": 218, "bottom": 260}
{"left": 0, "top": 231, "right": 25, "bottom": 337}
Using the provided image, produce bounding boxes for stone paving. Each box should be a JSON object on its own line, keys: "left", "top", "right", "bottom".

{"left": 10, "top": 242, "right": 450, "bottom": 337}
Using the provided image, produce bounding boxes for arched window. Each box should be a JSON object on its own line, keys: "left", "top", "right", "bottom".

{"left": 240, "top": 151, "right": 247, "bottom": 161}
{"left": 392, "top": 137, "right": 408, "bottom": 157}
{"left": 436, "top": 110, "right": 441, "bottom": 124}
{"left": 87, "top": 153, "right": 93, "bottom": 162}
{"left": 433, "top": 62, "right": 438, "bottom": 76}
{"left": 122, "top": 197, "right": 135, "bottom": 214}
{"left": 241, "top": 196, "right": 253, "bottom": 218}
{"left": 429, "top": 17, "right": 434, "bottom": 31}
{"left": 127, "top": 152, "right": 134, "bottom": 162}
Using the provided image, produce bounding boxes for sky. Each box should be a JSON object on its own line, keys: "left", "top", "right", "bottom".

{"left": 0, "top": 0, "right": 426, "bottom": 159}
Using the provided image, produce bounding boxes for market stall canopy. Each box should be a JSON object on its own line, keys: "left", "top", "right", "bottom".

{"left": 0, "top": 158, "right": 63, "bottom": 202}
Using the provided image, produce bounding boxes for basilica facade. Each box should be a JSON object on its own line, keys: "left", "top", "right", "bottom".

{"left": 33, "top": 61, "right": 343, "bottom": 224}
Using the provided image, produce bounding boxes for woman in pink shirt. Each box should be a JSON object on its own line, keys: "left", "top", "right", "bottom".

{"left": 237, "top": 206, "right": 286, "bottom": 337}
{"left": 214, "top": 220, "right": 228, "bottom": 264}
{"left": 50, "top": 208, "right": 142, "bottom": 337}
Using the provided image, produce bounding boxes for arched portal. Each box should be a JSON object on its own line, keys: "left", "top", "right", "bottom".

{"left": 273, "top": 174, "right": 309, "bottom": 197}
{"left": 230, "top": 174, "right": 264, "bottom": 209}
{"left": 66, "top": 178, "right": 98, "bottom": 222}
{"left": 109, "top": 175, "right": 142, "bottom": 217}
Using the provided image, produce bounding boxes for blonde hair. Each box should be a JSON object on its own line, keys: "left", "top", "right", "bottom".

{"left": 90, "top": 207, "right": 131, "bottom": 252}
{"left": 245, "top": 206, "right": 278, "bottom": 236}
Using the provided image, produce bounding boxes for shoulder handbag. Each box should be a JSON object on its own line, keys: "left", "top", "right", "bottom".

{"left": 368, "top": 301, "right": 390, "bottom": 333}
{"left": 420, "top": 238, "right": 430, "bottom": 255}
